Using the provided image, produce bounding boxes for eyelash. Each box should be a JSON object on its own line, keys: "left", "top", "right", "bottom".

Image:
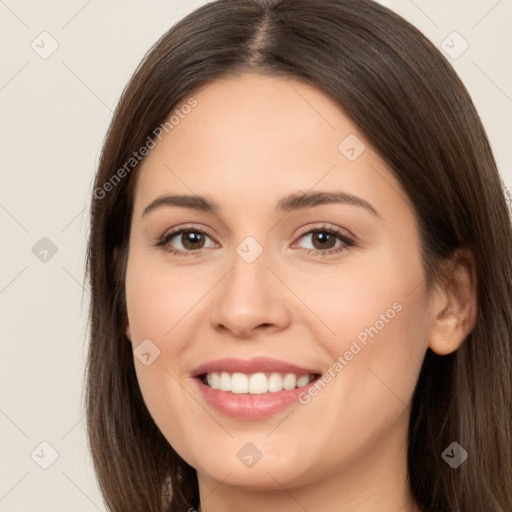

{"left": 155, "top": 224, "right": 356, "bottom": 258}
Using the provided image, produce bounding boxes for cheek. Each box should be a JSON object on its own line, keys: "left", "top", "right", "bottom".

{"left": 125, "top": 256, "right": 208, "bottom": 463}
{"left": 302, "top": 238, "right": 429, "bottom": 412}
{"left": 288, "top": 262, "right": 423, "bottom": 355}
{"left": 290, "top": 288, "right": 429, "bottom": 475}
{"left": 124, "top": 248, "right": 225, "bottom": 441}
{"left": 125, "top": 251, "right": 215, "bottom": 343}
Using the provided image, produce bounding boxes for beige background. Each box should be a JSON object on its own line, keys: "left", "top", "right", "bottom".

{"left": 0, "top": 0, "right": 511, "bottom": 510}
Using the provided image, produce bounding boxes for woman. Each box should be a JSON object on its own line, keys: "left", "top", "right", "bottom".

{"left": 85, "top": 0, "right": 512, "bottom": 511}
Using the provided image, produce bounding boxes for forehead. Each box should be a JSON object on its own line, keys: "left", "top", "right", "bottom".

{"left": 132, "top": 73, "right": 408, "bottom": 221}
{"left": 150, "top": 72, "right": 354, "bottom": 163}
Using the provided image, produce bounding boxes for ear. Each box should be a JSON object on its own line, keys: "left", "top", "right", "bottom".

{"left": 427, "top": 248, "right": 478, "bottom": 355}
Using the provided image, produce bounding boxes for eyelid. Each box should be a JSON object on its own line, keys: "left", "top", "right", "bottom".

{"left": 155, "top": 222, "right": 356, "bottom": 257}
{"left": 290, "top": 223, "right": 356, "bottom": 254}
{"left": 156, "top": 223, "right": 218, "bottom": 249}
{"left": 161, "top": 223, "right": 215, "bottom": 239}
{"left": 158, "top": 222, "right": 353, "bottom": 242}
{"left": 294, "top": 222, "right": 354, "bottom": 240}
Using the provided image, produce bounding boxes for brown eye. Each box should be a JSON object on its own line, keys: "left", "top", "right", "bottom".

{"left": 296, "top": 227, "right": 355, "bottom": 255}
{"left": 157, "top": 228, "right": 216, "bottom": 256}
{"left": 309, "top": 230, "right": 337, "bottom": 251}
{"left": 179, "top": 231, "right": 206, "bottom": 250}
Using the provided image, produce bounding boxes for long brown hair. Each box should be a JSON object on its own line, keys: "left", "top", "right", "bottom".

{"left": 85, "top": 1, "right": 512, "bottom": 510}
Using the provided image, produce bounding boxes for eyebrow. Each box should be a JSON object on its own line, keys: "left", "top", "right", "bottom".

{"left": 142, "top": 191, "right": 379, "bottom": 217}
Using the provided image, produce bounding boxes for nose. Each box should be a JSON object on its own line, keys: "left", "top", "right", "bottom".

{"left": 209, "top": 248, "right": 292, "bottom": 339}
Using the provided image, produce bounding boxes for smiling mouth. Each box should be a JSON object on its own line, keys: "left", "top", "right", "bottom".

{"left": 199, "top": 371, "right": 320, "bottom": 394}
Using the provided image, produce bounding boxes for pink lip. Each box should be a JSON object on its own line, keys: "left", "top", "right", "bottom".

{"left": 190, "top": 357, "right": 318, "bottom": 377}
{"left": 190, "top": 357, "right": 320, "bottom": 420}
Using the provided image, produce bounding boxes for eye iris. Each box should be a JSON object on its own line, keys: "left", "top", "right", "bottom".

{"left": 170, "top": 229, "right": 342, "bottom": 252}
{"left": 182, "top": 231, "right": 204, "bottom": 250}
{"left": 312, "top": 231, "right": 336, "bottom": 250}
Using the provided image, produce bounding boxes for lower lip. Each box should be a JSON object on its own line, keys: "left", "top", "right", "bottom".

{"left": 194, "top": 377, "right": 317, "bottom": 419}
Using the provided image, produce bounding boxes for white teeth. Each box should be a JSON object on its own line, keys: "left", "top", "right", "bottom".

{"left": 219, "top": 372, "right": 231, "bottom": 391}
{"left": 296, "top": 374, "right": 310, "bottom": 387}
{"left": 268, "top": 372, "right": 283, "bottom": 392}
{"left": 203, "top": 371, "right": 314, "bottom": 394}
{"left": 207, "top": 372, "right": 220, "bottom": 390}
{"left": 283, "top": 374, "right": 296, "bottom": 390}
{"left": 248, "top": 373, "right": 268, "bottom": 394}
{"left": 231, "top": 373, "right": 248, "bottom": 394}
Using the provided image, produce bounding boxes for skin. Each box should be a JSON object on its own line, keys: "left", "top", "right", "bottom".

{"left": 124, "top": 73, "right": 477, "bottom": 512}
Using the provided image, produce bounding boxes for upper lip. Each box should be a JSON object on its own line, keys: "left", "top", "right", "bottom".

{"left": 190, "top": 357, "right": 320, "bottom": 377}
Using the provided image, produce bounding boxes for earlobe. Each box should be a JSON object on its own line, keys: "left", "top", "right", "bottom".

{"left": 427, "top": 248, "right": 478, "bottom": 356}
{"left": 428, "top": 307, "right": 466, "bottom": 355}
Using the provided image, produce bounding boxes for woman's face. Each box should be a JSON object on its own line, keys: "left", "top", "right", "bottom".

{"left": 125, "top": 73, "right": 432, "bottom": 491}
